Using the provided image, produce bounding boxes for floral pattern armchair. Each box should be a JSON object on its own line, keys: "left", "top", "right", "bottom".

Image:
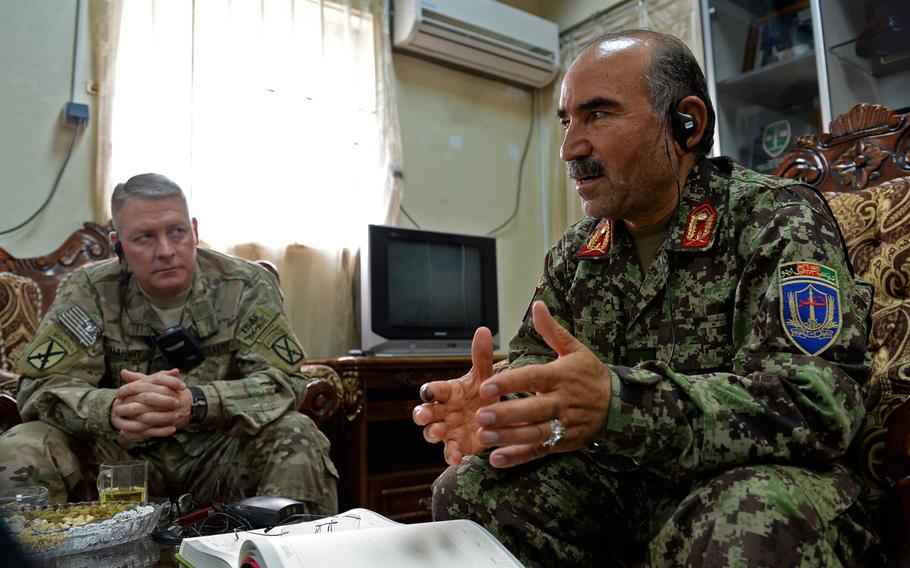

{"left": 775, "top": 103, "right": 910, "bottom": 561}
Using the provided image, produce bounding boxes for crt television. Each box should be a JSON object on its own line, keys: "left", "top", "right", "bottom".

{"left": 360, "top": 224, "right": 499, "bottom": 355}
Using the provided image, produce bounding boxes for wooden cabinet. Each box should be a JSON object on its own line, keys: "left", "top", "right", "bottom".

{"left": 311, "top": 356, "right": 473, "bottom": 523}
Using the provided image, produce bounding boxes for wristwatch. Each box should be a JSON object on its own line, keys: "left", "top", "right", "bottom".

{"left": 188, "top": 386, "right": 208, "bottom": 424}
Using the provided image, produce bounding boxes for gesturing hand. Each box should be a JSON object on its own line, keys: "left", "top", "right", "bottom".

{"left": 415, "top": 301, "right": 613, "bottom": 468}
{"left": 412, "top": 327, "right": 498, "bottom": 466}
{"left": 111, "top": 368, "right": 191, "bottom": 440}
{"left": 474, "top": 301, "right": 613, "bottom": 468}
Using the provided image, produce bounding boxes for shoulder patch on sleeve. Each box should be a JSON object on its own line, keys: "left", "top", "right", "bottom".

{"left": 20, "top": 324, "right": 87, "bottom": 375}
{"left": 235, "top": 304, "right": 305, "bottom": 373}
{"left": 255, "top": 317, "right": 305, "bottom": 372}
{"left": 779, "top": 262, "right": 842, "bottom": 356}
{"left": 268, "top": 333, "right": 305, "bottom": 368}
{"left": 58, "top": 305, "right": 102, "bottom": 348}
{"left": 237, "top": 305, "right": 278, "bottom": 346}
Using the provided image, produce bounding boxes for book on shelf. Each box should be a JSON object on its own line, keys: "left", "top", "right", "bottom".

{"left": 175, "top": 507, "right": 524, "bottom": 568}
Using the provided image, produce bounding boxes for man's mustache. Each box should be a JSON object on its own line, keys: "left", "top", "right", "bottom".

{"left": 566, "top": 157, "right": 604, "bottom": 179}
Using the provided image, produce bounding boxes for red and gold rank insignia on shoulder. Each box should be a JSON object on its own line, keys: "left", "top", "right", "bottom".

{"left": 779, "top": 262, "right": 842, "bottom": 356}
{"left": 682, "top": 201, "right": 718, "bottom": 248}
{"left": 576, "top": 220, "right": 612, "bottom": 258}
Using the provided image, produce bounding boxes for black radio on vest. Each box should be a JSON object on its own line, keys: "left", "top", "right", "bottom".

{"left": 153, "top": 325, "right": 206, "bottom": 370}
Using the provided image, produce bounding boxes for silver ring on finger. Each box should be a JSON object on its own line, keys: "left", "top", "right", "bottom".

{"left": 541, "top": 418, "right": 565, "bottom": 448}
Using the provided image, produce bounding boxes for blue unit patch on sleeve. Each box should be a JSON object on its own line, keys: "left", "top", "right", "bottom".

{"left": 779, "top": 262, "right": 842, "bottom": 356}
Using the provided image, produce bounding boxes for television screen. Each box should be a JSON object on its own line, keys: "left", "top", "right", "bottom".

{"left": 361, "top": 225, "right": 498, "bottom": 355}
{"left": 387, "top": 239, "right": 483, "bottom": 328}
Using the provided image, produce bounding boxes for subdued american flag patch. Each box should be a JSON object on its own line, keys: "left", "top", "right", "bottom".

{"left": 58, "top": 306, "right": 102, "bottom": 348}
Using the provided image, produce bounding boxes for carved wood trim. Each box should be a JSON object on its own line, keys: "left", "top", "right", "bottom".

{"left": 775, "top": 104, "right": 910, "bottom": 194}
{"left": 0, "top": 222, "right": 114, "bottom": 314}
{"left": 824, "top": 103, "right": 903, "bottom": 142}
{"left": 342, "top": 369, "right": 364, "bottom": 421}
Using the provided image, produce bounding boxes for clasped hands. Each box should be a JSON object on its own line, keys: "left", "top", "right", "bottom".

{"left": 413, "top": 301, "right": 613, "bottom": 468}
{"left": 110, "top": 369, "right": 192, "bottom": 441}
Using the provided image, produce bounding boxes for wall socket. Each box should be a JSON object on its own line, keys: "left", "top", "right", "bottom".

{"left": 64, "top": 102, "right": 90, "bottom": 128}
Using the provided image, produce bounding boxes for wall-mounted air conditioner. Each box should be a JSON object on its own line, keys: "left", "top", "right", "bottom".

{"left": 392, "top": 0, "right": 559, "bottom": 89}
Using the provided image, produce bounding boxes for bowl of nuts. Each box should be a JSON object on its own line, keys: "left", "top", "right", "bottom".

{"left": 0, "top": 500, "right": 162, "bottom": 558}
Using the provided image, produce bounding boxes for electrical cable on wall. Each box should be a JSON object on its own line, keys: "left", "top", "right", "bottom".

{"left": 487, "top": 94, "right": 535, "bottom": 235}
{"left": 70, "top": 0, "right": 81, "bottom": 101}
{"left": 399, "top": 205, "right": 421, "bottom": 229}
{"left": 0, "top": 0, "right": 85, "bottom": 237}
{"left": 0, "top": 125, "right": 83, "bottom": 236}
{"left": 395, "top": 93, "right": 536, "bottom": 235}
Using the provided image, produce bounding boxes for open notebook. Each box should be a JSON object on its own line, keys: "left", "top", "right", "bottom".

{"left": 176, "top": 508, "right": 524, "bottom": 568}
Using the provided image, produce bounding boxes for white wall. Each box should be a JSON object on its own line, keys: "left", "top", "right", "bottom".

{"left": 0, "top": 0, "right": 97, "bottom": 257}
{"left": 389, "top": 0, "right": 647, "bottom": 351}
{"left": 392, "top": 52, "right": 544, "bottom": 354}
{"left": 536, "top": 0, "right": 627, "bottom": 31}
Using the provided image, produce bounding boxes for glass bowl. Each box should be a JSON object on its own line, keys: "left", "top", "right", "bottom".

{"left": 0, "top": 486, "right": 49, "bottom": 512}
{"left": 1, "top": 501, "right": 162, "bottom": 558}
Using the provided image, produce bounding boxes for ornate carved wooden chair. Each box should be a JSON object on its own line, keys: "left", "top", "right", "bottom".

{"left": 0, "top": 222, "right": 341, "bottom": 433}
{"left": 775, "top": 103, "right": 910, "bottom": 562}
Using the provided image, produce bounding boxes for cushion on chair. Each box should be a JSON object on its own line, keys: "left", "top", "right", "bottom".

{"left": 0, "top": 273, "right": 42, "bottom": 378}
{"left": 827, "top": 176, "right": 910, "bottom": 498}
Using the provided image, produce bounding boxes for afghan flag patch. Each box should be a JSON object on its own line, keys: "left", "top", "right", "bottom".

{"left": 779, "top": 262, "right": 842, "bottom": 356}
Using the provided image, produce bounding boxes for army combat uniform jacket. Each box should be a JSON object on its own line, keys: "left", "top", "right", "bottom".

{"left": 432, "top": 156, "right": 880, "bottom": 565}
{"left": 16, "top": 248, "right": 311, "bottom": 455}
{"left": 511, "top": 156, "right": 873, "bottom": 481}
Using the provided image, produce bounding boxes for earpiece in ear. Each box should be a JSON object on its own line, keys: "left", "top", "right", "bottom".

{"left": 669, "top": 103, "right": 697, "bottom": 152}
{"left": 114, "top": 239, "right": 124, "bottom": 261}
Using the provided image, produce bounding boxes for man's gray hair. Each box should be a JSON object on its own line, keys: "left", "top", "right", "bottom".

{"left": 586, "top": 29, "right": 716, "bottom": 155}
{"left": 111, "top": 173, "right": 189, "bottom": 232}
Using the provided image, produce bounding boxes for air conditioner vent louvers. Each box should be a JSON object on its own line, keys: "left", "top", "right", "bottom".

{"left": 393, "top": 0, "right": 559, "bottom": 88}
{"left": 421, "top": 9, "right": 555, "bottom": 59}
{"left": 419, "top": 22, "right": 554, "bottom": 70}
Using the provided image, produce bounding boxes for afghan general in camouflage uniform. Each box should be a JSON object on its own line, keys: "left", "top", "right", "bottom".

{"left": 413, "top": 31, "right": 882, "bottom": 566}
{"left": 0, "top": 174, "right": 337, "bottom": 514}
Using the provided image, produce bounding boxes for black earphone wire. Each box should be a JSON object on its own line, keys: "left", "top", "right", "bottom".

{"left": 661, "top": 112, "right": 683, "bottom": 366}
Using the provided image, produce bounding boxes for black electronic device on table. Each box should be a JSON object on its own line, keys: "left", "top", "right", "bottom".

{"left": 230, "top": 496, "right": 306, "bottom": 528}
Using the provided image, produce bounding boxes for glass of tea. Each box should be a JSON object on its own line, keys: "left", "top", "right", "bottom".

{"left": 97, "top": 461, "right": 148, "bottom": 504}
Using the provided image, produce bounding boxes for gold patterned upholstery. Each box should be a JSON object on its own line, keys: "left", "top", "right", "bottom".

{"left": 0, "top": 273, "right": 42, "bottom": 377}
{"left": 775, "top": 103, "right": 910, "bottom": 554}
{"left": 827, "top": 178, "right": 910, "bottom": 499}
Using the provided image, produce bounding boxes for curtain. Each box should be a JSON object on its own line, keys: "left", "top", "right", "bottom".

{"left": 88, "top": 0, "right": 123, "bottom": 223}
{"left": 110, "top": 0, "right": 403, "bottom": 357}
{"left": 545, "top": 0, "right": 702, "bottom": 244}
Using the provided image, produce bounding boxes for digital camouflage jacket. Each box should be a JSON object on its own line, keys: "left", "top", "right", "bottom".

{"left": 15, "top": 248, "right": 309, "bottom": 455}
{"left": 510, "top": 156, "right": 873, "bottom": 480}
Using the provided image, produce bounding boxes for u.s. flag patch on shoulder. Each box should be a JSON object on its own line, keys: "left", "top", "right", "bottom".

{"left": 58, "top": 306, "right": 102, "bottom": 348}
{"left": 779, "top": 262, "right": 842, "bottom": 356}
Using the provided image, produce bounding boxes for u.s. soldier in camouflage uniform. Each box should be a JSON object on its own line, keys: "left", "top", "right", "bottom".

{"left": 413, "top": 31, "right": 883, "bottom": 566}
{"left": 0, "top": 173, "right": 338, "bottom": 514}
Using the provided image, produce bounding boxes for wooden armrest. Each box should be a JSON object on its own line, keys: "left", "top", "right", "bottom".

{"left": 0, "top": 369, "right": 21, "bottom": 435}
{"left": 298, "top": 364, "right": 343, "bottom": 427}
{"left": 0, "top": 392, "right": 21, "bottom": 436}
{"left": 883, "top": 397, "right": 910, "bottom": 551}
{"left": 884, "top": 397, "right": 910, "bottom": 482}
